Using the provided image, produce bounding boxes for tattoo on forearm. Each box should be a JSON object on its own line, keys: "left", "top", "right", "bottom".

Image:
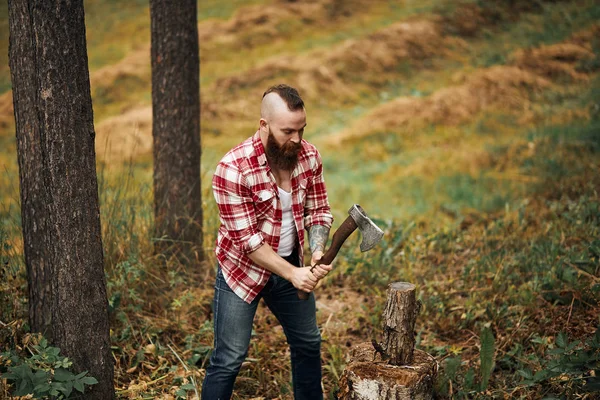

{"left": 309, "top": 225, "right": 330, "bottom": 254}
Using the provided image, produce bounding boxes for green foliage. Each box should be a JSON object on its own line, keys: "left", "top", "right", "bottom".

{"left": 1, "top": 337, "right": 98, "bottom": 399}
{"left": 518, "top": 327, "right": 600, "bottom": 394}
{"left": 435, "top": 356, "right": 461, "bottom": 394}
{"left": 97, "top": 163, "right": 153, "bottom": 269}
{"left": 175, "top": 382, "right": 197, "bottom": 399}
{"left": 479, "top": 327, "right": 495, "bottom": 390}
{"left": 437, "top": 173, "right": 514, "bottom": 213}
{"left": 323, "top": 344, "right": 346, "bottom": 383}
{"left": 435, "top": 329, "right": 495, "bottom": 397}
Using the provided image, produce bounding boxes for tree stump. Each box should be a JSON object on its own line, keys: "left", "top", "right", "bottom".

{"left": 337, "top": 282, "right": 437, "bottom": 400}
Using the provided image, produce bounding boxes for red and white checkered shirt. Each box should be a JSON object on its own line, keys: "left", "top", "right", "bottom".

{"left": 212, "top": 131, "right": 333, "bottom": 303}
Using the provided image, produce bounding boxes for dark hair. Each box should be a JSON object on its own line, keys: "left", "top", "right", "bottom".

{"left": 263, "top": 84, "right": 304, "bottom": 111}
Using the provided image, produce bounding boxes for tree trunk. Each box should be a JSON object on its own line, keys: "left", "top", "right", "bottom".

{"left": 150, "top": 0, "right": 203, "bottom": 262}
{"left": 7, "top": 0, "right": 52, "bottom": 341}
{"left": 8, "top": 1, "right": 115, "bottom": 399}
{"left": 337, "top": 282, "right": 436, "bottom": 400}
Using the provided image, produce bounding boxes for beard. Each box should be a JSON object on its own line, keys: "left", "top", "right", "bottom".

{"left": 266, "top": 130, "right": 302, "bottom": 171}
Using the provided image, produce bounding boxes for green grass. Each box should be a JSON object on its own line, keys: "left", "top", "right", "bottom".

{"left": 473, "top": 0, "right": 600, "bottom": 68}
{"left": 197, "top": 0, "right": 270, "bottom": 20}
{"left": 0, "top": 2, "right": 10, "bottom": 94}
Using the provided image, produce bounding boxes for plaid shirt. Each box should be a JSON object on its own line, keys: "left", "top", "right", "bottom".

{"left": 212, "top": 131, "right": 333, "bottom": 303}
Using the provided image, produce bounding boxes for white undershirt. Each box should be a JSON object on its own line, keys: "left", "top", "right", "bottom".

{"left": 277, "top": 186, "right": 297, "bottom": 257}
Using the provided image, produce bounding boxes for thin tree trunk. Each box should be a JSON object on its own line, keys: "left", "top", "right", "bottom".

{"left": 8, "top": 1, "right": 115, "bottom": 399}
{"left": 150, "top": 0, "right": 203, "bottom": 262}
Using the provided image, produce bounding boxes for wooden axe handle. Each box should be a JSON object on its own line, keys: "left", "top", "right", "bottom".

{"left": 298, "top": 215, "right": 358, "bottom": 300}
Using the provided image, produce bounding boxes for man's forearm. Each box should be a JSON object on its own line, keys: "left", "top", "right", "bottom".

{"left": 248, "top": 243, "right": 318, "bottom": 292}
{"left": 247, "top": 243, "right": 295, "bottom": 281}
{"left": 309, "top": 225, "right": 330, "bottom": 254}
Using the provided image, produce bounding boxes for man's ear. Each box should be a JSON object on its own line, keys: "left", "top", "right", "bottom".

{"left": 259, "top": 118, "right": 268, "bottom": 132}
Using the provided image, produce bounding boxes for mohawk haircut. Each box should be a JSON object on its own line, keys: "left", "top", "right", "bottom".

{"left": 263, "top": 84, "right": 305, "bottom": 111}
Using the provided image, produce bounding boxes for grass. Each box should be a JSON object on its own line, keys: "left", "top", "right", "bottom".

{"left": 197, "top": 0, "right": 270, "bottom": 20}
{"left": 198, "top": 0, "right": 453, "bottom": 86}
{"left": 0, "top": 2, "right": 9, "bottom": 94}
{"left": 472, "top": 0, "right": 600, "bottom": 67}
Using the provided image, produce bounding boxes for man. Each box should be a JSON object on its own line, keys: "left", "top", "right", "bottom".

{"left": 202, "top": 84, "right": 334, "bottom": 400}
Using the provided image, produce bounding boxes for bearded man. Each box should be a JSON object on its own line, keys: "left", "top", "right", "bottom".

{"left": 202, "top": 84, "right": 333, "bottom": 400}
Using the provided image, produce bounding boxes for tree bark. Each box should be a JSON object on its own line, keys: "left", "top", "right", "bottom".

{"left": 7, "top": 0, "right": 52, "bottom": 341}
{"left": 381, "top": 282, "right": 418, "bottom": 365}
{"left": 8, "top": 1, "right": 115, "bottom": 399}
{"left": 150, "top": 0, "right": 203, "bottom": 262}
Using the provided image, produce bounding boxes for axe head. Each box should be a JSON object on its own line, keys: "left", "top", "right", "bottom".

{"left": 348, "top": 204, "right": 384, "bottom": 252}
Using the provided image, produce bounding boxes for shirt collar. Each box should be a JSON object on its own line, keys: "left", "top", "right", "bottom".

{"left": 252, "top": 131, "right": 268, "bottom": 167}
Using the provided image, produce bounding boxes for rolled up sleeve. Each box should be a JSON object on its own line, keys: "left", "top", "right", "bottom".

{"left": 213, "top": 161, "right": 265, "bottom": 254}
{"left": 304, "top": 149, "right": 334, "bottom": 230}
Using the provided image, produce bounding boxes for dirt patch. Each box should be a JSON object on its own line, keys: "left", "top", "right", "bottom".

{"left": 316, "top": 287, "right": 369, "bottom": 337}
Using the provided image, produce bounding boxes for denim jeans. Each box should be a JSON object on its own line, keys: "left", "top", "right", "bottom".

{"left": 201, "top": 251, "right": 323, "bottom": 400}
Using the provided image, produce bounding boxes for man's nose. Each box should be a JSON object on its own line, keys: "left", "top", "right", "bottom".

{"left": 290, "top": 132, "right": 301, "bottom": 143}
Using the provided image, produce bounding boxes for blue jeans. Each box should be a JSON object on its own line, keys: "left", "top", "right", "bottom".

{"left": 201, "top": 253, "right": 322, "bottom": 400}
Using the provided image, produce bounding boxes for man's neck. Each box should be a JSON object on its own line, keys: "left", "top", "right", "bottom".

{"left": 270, "top": 166, "right": 292, "bottom": 191}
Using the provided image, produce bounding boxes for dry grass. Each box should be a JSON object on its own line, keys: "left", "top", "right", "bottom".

{"left": 321, "top": 66, "right": 552, "bottom": 146}
{"left": 323, "top": 24, "right": 598, "bottom": 146}
{"left": 198, "top": 0, "right": 387, "bottom": 47}
{"left": 0, "top": 92, "right": 13, "bottom": 133}
{"left": 95, "top": 106, "right": 152, "bottom": 163}
{"left": 512, "top": 43, "right": 596, "bottom": 81}
{"left": 211, "top": 18, "right": 463, "bottom": 106}
{"left": 91, "top": 15, "right": 465, "bottom": 162}
{"left": 90, "top": 47, "right": 150, "bottom": 90}
{"left": 198, "top": 1, "right": 323, "bottom": 44}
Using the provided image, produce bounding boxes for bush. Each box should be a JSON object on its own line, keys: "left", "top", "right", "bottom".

{"left": 1, "top": 336, "right": 98, "bottom": 399}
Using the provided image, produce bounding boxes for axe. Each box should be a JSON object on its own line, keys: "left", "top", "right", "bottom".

{"left": 298, "top": 204, "right": 384, "bottom": 300}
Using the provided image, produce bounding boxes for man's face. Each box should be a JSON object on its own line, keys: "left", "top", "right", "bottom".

{"left": 264, "top": 108, "right": 306, "bottom": 171}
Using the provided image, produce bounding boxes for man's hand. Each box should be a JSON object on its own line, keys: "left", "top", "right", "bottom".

{"left": 310, "top": 250, "right": 332, "bottom": 280}
{"left": 290, "top": 266, "right": 318, "bottom": 292}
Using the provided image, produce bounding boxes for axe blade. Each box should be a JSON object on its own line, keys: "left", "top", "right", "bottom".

{"left": 348, "top": 204, "right": 384, "bottom": 252}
